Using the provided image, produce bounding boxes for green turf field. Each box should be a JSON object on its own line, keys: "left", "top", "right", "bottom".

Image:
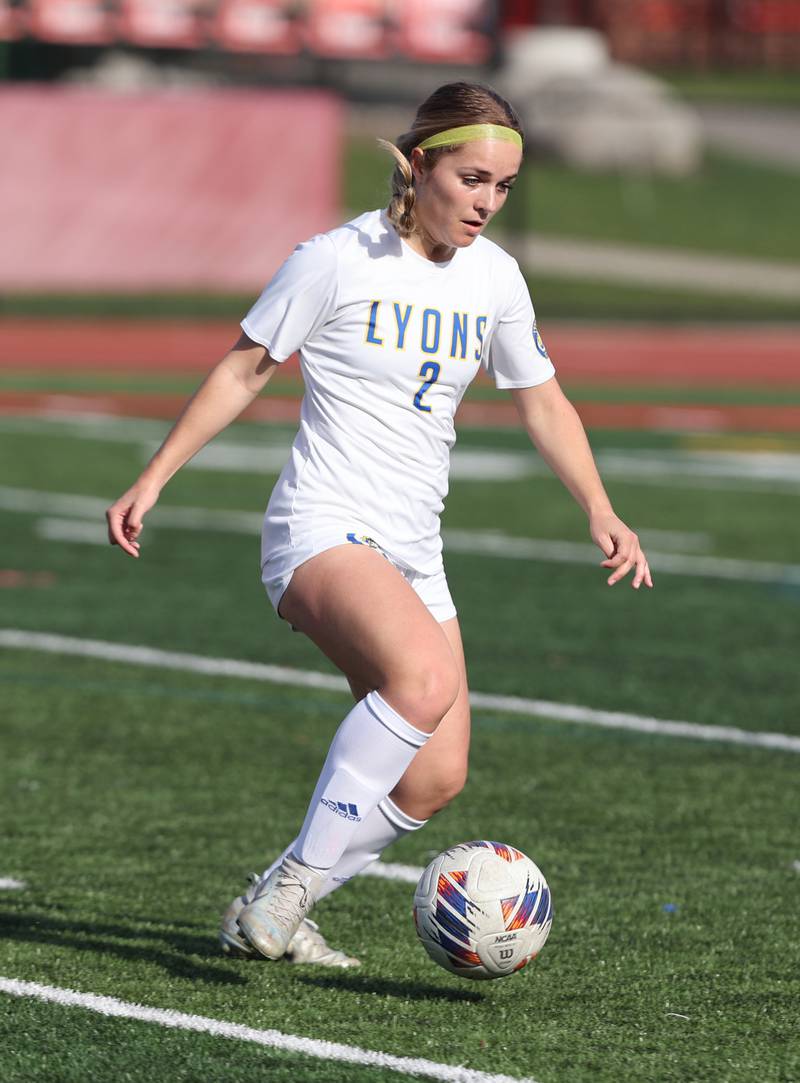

{"left": 1, "top": 404, "right": 799, "bottom": 1082}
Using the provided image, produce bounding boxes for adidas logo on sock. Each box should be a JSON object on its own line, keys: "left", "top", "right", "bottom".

{"left": 320, "top": 798, "right": 362, "bottom": 822}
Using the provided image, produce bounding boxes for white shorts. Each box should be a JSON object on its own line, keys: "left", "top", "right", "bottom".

{"left": 262, "top": 528, "right": 457, "bottom": 625}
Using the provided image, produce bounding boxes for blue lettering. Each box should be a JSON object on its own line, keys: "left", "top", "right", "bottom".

{"left": 366, "top": 300, "right": 383, "bottom": 346}
{"left": 421, "top": 309, "right": 441, "bottom": 354}
{"left": 393, "top": 303, "right": 413, "bottom": 349}
{"left": 450, "top": 313, "right": 468, "bottom": 359}
{"left": 474, "top": 316, "right": 487, "bottom": 361}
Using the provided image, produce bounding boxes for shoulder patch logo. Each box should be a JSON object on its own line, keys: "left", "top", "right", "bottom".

{"left": 532, "top": 324, "right": 549, "bottom": 360}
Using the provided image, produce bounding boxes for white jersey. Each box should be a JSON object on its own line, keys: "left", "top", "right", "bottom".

{"left": 242, "top": 209, "right": 555, "bottom": 576}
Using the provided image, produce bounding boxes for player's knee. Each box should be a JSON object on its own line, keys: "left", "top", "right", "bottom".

{"left": 429, "top": 659, "right": 461, "bottom": 721}
{"left": 386, "top": 656, "right": 460, "bottom": 733}
{"left": 418, "top": 657, "right": 460, "bottom": 729}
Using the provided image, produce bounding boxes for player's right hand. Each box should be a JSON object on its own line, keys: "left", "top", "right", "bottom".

{"left": 106, "top": 482, "right": 160, "bottom": 558}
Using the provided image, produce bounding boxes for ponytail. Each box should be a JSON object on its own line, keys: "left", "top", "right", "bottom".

{"left": 378, "top": 139, "right": 418, "bottom": 238}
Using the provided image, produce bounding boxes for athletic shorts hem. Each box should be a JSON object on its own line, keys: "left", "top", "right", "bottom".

{"left": 262, "top": 537, "right": 456, "bottom": 625}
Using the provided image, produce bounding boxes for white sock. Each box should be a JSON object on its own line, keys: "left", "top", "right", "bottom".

{"left": 293, "top": 690, "right": 429, "bottom": 871}
{"left": 260, "top": 796, "right": 427, "bottom": 902}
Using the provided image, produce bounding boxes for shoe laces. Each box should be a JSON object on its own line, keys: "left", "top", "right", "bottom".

{"left": 256, "top": 864, "right": 311, "bottom": 928}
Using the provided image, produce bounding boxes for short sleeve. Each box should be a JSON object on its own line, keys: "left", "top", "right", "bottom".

{"left": 484, "top": 262, "right": 555, "bottom": 389}
{"left": 240, "top": 233, "right": 338, "bottom": 362}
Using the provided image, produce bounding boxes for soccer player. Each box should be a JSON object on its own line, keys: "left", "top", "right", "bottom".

{"left": 107, "top": 82, "right": 652, "bottom": 968}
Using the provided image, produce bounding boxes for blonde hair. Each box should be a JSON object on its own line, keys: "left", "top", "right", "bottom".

{"left": 380, "top": 82, "right": 524, "bottom": 238}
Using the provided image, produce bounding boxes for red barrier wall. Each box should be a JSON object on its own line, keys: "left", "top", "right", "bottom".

{"left": 0, "top": 87, "right": 343, "bottom": 292}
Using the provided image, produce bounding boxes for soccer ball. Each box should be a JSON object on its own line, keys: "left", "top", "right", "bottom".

{"left": 413, "top": 840, "right": 553, "bottom": 980}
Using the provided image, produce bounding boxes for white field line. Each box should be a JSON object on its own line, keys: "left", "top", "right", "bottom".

{"left": 466, "top": 690, "right": 800, "bottom": 751}
{"left": 175, "top": 442, "right": 292, "bottom": 475}
{"left": 4, "top": 862, "right": 416, "bottom": 889}
{"left": 442, "top": 529, "right": 800, "bottom": 586}
{"left": 28, "top": 507, "right": 799, "bottom": 586}
{"left": 361, "top": 861, "right": 422, "bottom": 884}
{"left": 518, "top": 234, "right": 800, "bottom": 300}
{"left": 636, "top": 529, "right": 710, "bottom": 553}
{"left": 2, "top": 630, "right": 799, "bottom": 755}
{"left": 0, "top": 978, "right": 538, "bottom": 1083}
{"left": 9, "top": 410, "right": 789, "bottom": 489}
{"left": 0, "top": 629, "right": 348, "bottom": 691}
{"left": 10, "top": 413, "right": 800, "bottom": 489}
{"left": 36, "top": 517, "right": 118, "bottom": 546}
{"left": 2, "top": 486, "right": 797, "bottom": 585}
{"left": 0, "top": 414, "right": 293, "bottom": 446}
{"left": 0, "top": 487, "right": 263, "bottom": 534}
{"left": 174, "top": 441, "right": 800, "bottom": 491}
{"left": 177, "top": 442, "right": 542, "bottom": 482}
{"left": 4, "top": 411, "right": 800, "bottom": 492}
{"left": 598, "top": 449, "right": 800, "bottom": 486}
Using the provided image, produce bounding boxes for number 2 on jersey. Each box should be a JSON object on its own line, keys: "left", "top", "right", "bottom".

{"left": 413, "top": 361, "right": 441, "bottom": 413}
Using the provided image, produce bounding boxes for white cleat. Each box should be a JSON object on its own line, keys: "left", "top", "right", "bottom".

{"left": 219, "top": 874, "right": 360, "bottom": 967}
{"left": 235, "top": 855, "right": 328, "bottom": 961}
{"left": 284, "top": 917, "right": 360, "bottom": 968}
{"left": 219, "top": 873, "right": 260, "bottom": 959}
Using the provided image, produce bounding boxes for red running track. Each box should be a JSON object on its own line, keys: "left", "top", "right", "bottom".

{"left": 1, "top": 319, "right": 798, "bottom": 385}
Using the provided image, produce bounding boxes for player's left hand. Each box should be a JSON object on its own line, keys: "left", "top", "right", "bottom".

{"left": 590, "top": 512, "right": 653, "bottom": 589}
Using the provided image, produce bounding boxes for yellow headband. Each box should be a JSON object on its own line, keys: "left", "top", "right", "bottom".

{"left": 418, "top": 124, "right": 523, "bottom": 151}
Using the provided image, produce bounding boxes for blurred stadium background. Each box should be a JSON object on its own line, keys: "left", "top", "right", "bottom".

{"left": 1, "top": 1, "right": 799, "bottom": 473}
{"left": 2, "top": 5, "right": 800, "bottom": 1082}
